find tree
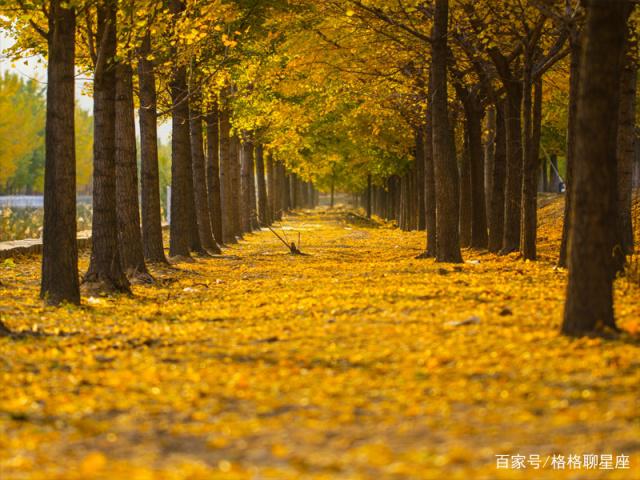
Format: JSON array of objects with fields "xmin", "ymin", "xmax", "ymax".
[
  {"xmin": 85, "ymin": 0, "xmax": 130, "ymax": 292},
  {"xmin": 562, "ymin": 0, "xmax": 633, "ymax": 335},
  {"xmin": 432, "ymin": 0, "xmax": 462, "ymax": 263},
  {"xmin": 40, "ymin": 0, "xmax": 80, "ymax": 305}
]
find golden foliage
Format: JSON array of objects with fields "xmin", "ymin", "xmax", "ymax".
[{"xmin": 0, "ymin": 203, "xmax": 639, "ymax": 478}]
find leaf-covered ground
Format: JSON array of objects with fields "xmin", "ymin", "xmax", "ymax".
[{"xmin": 1, "ymin": 201, "xmax": 639, "ymax": 479}]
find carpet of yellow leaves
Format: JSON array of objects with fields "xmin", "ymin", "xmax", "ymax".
[{"xmin": 1, "ymin": 199, "xmax": 639, "ymax": 479}]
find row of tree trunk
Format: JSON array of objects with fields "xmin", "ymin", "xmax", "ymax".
[{"xmin": 39, "ymin": 0, "xmax": 317, "ymax": 305}]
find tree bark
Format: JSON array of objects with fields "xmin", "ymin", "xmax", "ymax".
[
  {"xmin": 366, "ymin": 174, "xmax": 372, "ymax": 218},
  {"xmin": 267, "ymin": 153, "xmax": 277, "ymax": 220},
  {"xmin": 138, "ymin": 33, "xmax": 167, "ymax": 263},
  {"xmin": 521, "ymin": 70, "xmax": 543, "ymax": 260},
  {"xmin": 464, "ymin": 91, "xmax": 488, "ymax": 249},
  {"xmin": 484, "ymin": 106, "xmax": 496, "ymax": 215},
  {"xmin": 255, "ymin": 144, "xmax": 270, "ymax": 226},
  {"xmin": 240, "ymin": 136, "xmax": 253, "ymax": 233},
  {"xmin": 205, "ymin": 104, "xmax": 224, "ymax": 245},
  {"xmin": 559, "ymin": 30, "xmax": 581, "ymax": 267},
  {"xmin": 218, "ymin": 105, "xmax": 236, "ymax": 243},
  {"xmin": 562, "ymin": 0, "xmax": 631, "ymax": 335},
  {"xmin": 501, "ymin": 81, "xmax": 523, "ymax": 254},
  {"xmin": 432, "ymin": 0, "xmax": 462, "ymax": 262},
  {"xmin": 488, "ymin": 100, "xmax": 507, "ymax": 253},
  {"xmin": 85, "ymin": 1, "xmax": 130, "ymax": 291},
  {"xmin": 168, "ymin": 62, "xmax": 192, "ymax": 258},
  {"xmin": 115, "ymin": 62, "xmax": 149, "ymax": 278},
  {"xmin": 41, "ymin": 0, "xmax": 80, "ymax": 305},
  {"xmin": 230, "ymin": 135, "xmax": 243, "ymax": 239},
  {"xmin": 190, "ymin": 96, "xmax": 219, "ymax": 253},
  {"xmin": 459, "ymin": 125, "xmax": 472, "ymax": 247},
  {"xmin": 616, "ymin": 33, "xmax": 636, "ymax": 257}
]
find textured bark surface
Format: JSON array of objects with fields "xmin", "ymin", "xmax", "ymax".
[
  {"xmin": 168, "ymin": 63, "xmax": 192, "ymax": 258},
  {"xmin": 115, "ymin": 62, "xmax": 148, "ymax": 278},
  {"xmin": 559, "ymin": 33, "xmax": 581, "ymax": 268},
  {"xmin": 520, "ymin": 75, "xmax": 543, "ymax": 260},
  {"xmin": 267, "ymin": 153, "xmax": 277, "ymax": 221},
  {"xmin": 465, "ymin": 93, "xmax": 488, "ymax": 249},
  {"xmin": 255, "ymin": 144, "xmax": 271, "ymax": 226},
  {"xmin": 248, "ymin": 143, "xmax": 258, "ymax": 229},
  {"xmin": 205, "ymin": 107, "xmax": 224, "ymax": 245},
  {"xmin": 563, "ymin": 0, "xmax": 630, "ymax": 335},
  {"xmin": 501, "ymin": 82, "xmax": 523, "ymax": 254},
  {"xmin": 138, "ymin": 34, "xmax": 167, "ymax": 264},
  {"xmin": 415, "ymin": 130, "xmax": 426, "ymax": 230},
  {"xmin": 431, "ymin": 0, "xmax": 462, "ymax": 263},
  {"xmin": 85, "ymin": 2, "xmax": 130, "ymax": 292},
  {"xmin": 484, "ymin": 106, "xmax": 496, "ymax": 216},
  {"xmin": 240, "ymin": 138, "xmax": 252, "ymax": 233},
  {"xmin": 190, "ymin": 100, "xmax": 219, "ymax": 253},
  {"xmin": 616, "ymin": 36, "xmax": 636, "ymax": 257},
  {"xmin": 218, "ymin": 106, "xmax": 236, "ymax": 243},
  {"xmin": 459, "ymin": 127, "xmax": 472, "ymax": 247},
  {"xmin": 230, "ymin": 135, "xmax": 243, "ymax": 239},
  {"xmin": 488, "ymin": 101, "xmax": 506, "ymax": 253},
  {"xmin": 41, "ymin": 0, "xmax": 80, "ymax": 305}
]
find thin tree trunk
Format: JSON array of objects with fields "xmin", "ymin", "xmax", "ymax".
[
  {"xmin": 484, "ymin": 106, "xmax": 496, "ymax": 216},
  {"xmin": 85, "ymin": 1, "xmax": 130, "ymax": 291},
  {"xmin": 501, "ymin": 81, "xmax": 523, "ymax": 254},
  {"xmin": 432, "ymin": 0, "xmax": 462, "ymax": 262},
  {"xmin": 138, "ymin": 33, "xmax": 167, "ymax": 263},
  {"xmin": 205, "ymin": 104, "xmax": 224, "ymax": 245},
  {"xmin": 459, "ymin": 125, "xmax": 472, "ymax": 247},
  {"xmin": 230, "ymin": 135, "xmax": 243, "ymax": 239},
  {"xmin": 488, "ymin": 100, "xmax": 507, "ymax": 253},
  {"xmin": 616, "ymin": 33, "xmax": 636, "ymax": 257},
  {"xmin": 218, "ymin": 105, "xmax": 235, "ymax": 243},
  {"xmin": 248, "ymin": 142, "xmax": 258, "ymax": 228},
  {"xmin": 562, "ymin": 0, "xmax": 631, "ymax": 335},
  {"xmin": 559, "ymin": 31, "xmax": 581, "ymax": 267},
  {"xmin": 366, "ymin": 174, "xmax": 372, "ymax": 218},
  {"xmin": 168, "ymin": 62, "xmax": 192, "ymax": 258},
  {"xmin": 190, "ymin": 96, "xmax": 219, "ymax": 253},
  {"xmin": 465, "ymin": 92, "xmax": 488, "ymax": 249},
  {"xmin": 255, "ymin": 144, "xmax": 270, "ymax": 226},
  {"xmin": 240, "ymin": 136, "xmax": 253, "ymax": 233},
  {"xmin": 521, "ymin": 70, "xmax": 543, "ymax": 260},
  {"xmin": 115, "ymin": 62, "xmax": 149, "ymax": 278},
  {"xmin": 41, "ymin": 0, "xmax": 80, "ymax": 305},
  {"xmin": 425, "ymin": 109, "xmax": 437, "ymax": 256},
  {"xmin": 267, "ymin": 153, "xmax": 277, "ymax": 220}
]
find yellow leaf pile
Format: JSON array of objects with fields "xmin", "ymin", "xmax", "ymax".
[{"xmin": 0, "ymin": 201, "xmax": 639, "ymax": 479}]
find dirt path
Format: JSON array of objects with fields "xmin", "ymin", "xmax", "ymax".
[{"xmin": 1, "ymin": 208, "xmax": 639, "ymax": 479}]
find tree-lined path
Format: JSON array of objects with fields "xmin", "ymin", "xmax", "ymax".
[{"xmin": 1, "ymin": 204, "xmax": 639, "ymax": 479}]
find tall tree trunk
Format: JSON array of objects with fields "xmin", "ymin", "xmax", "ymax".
[
  {"xmin": 137, "ymin": 33, "xmax": 167, "ymax": 263},
  {"xmin": 366, "ymin": 174, "xmax": 372, "ymax": 218},
  {"xmin": 282, "ymin": 165, "xmax": 290, "ymax": 213},
  {"xmin": 205, "ymin": 104, "xmax": 224, "ymax": 245},
  {"xmin": 255, "ymin": 144, "xmax": 270, "ymax": 226},
  {"xmin": 190, "ymin": 96, "xmax": 219, "ymax": 253},
  {"xmin": 267, "ymin": 153, "xmax": 277, "ymax": 220},
  {"xmin": 521, "ymin": 70, "xmax": 543, "ymax": 260},
  {"xmin": 616, "ymin": 33, "xmax": 636, "ymax": 257},
  {"xmin": 562, "ymin": 0, "xmax": 631, "ymax": 335},
  {"xmin": 168, "ymin": 63, "xmax": 192, "ymax": 258},
  {"xmin": 559, "ymin": 31, "xmax": 581, "ymax": 267},
  {"xmin": 218, "ymin": 105, "xmax": 235, "ymax": 243},
  {"xmin": 484, "ymin": 106, "xmax": 496, "ymax": 215},
  {"xmin": 115, "ymin": 62, "xmax": 149, "ymax": 278},
  {"xmin": 465, "ymin": 92, "xmax": 488, "ymax": 249},
  {"xmin": 230, "ymin": 135, "xmax": 243, "ymax": 239},
  {"xmin": 501, "ymin": 82, "xmax": 523, "ymax": 254},
  {"xmin": 459, "ymin": 126, "xmax": 472, "ymax": 247},
  {"xmin": 415, "ymin": 130, "xmax": 426, "ymax": 230},
  {"xmin": 85, "ymin": 1, "xmax": 130, "ymax": 291},
  {"xmin": 488, "ymin": 100, "xmax": 507, "ymax": 253},
  {"xmin": 41, "ymin": 0, "xmax": 80, "ymax": 305},
  {"xmin": 248, "ymin": 142, "xmax": 258, "ymax": 228},
  {"xmin": 240, "ymin": 136, "xmax": 253, "ymax": 233},
  {"xmin": 432, "ymin": 0, "xmax": 462, "ymax": 262},
  {"xmin": 425, "ymin": 108, "xmax": 437, "ymax": 256}
]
